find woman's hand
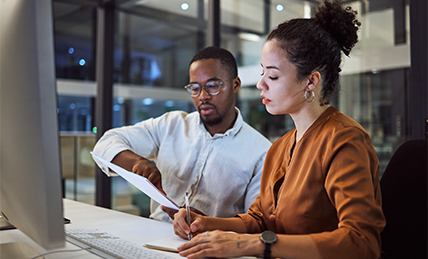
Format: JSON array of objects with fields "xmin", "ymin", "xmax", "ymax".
[
  {"xmin": 177, "ymin": 230, "xmax": 261, "ymax": 259},
  {"xmin": 173, "ymin": 208, "xmax": 206, "ymax": 239}
]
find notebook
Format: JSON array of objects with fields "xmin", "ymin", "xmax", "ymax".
[{"xmin": 144, "ymin": 235, "xmax": 188, "ymax": 253}]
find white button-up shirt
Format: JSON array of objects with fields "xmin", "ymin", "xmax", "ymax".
[{"xmin": 93, "ymin": 108, "xmax": 271, "ymax": 222}]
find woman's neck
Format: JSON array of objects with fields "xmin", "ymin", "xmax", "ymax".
[{"xmin": 292, "ymin": 104, "xmax": 330, "ymax": 142}]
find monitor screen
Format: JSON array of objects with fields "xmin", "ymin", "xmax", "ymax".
[{"xmin": 0, "ymin": 0, "xmax": 65, "ymax": 251}]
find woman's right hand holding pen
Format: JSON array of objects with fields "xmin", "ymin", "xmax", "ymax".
[
  {"xmin": 173, "ymin": 208, "xmax": 207, "ymax": 239},
  {"xmin": 174, "ymin": 210, "xmax": 262, "ymax": 259}
]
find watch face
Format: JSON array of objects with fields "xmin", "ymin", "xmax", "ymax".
[{"xmin": 261, "ymin": 231, "xmax": 277, "ymax": 244}]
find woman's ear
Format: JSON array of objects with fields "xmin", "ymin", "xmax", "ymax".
[{"xmin": 306, "ymin": 71, "xmax": 321, "ymax": 91}]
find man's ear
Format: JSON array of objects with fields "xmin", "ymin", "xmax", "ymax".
[
  {"xmin": 233, "ymin": 76, "xmax": 241, "ymax": 93},
  {"xmin": 306, "ymin": 71, "xmax": 321, "ymax": 91}
]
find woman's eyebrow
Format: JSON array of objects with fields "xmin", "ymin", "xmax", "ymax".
[
  {"xmin": 265, "ymin": 66, "xmax": 279, "ymax": 70},
  {"xmin": 260, "ymin": 63, "xmax": 279, "ymax": 70}
]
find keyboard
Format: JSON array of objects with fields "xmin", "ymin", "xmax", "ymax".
[{"xmin": 66, "ymin": 228, "xmax": 174, "ymax": 259}]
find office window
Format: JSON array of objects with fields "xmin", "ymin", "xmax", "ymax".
[
  {"xmin": 53, "ymin": 2, "xmax": 97, "ymax": 204},
  {"xmin": 116, "ymin": 1, "xmax": 205, "ymax": 88},
  {"xmin": 54, "ymin": 2, "xmax": 96, "ymax": 81},
  {"xmin": 338, "ymin": 0, "xmax": 411, "ymax": 175}
]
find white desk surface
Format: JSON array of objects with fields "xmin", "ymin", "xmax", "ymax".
[{"xmin": 0, "ymin": 199, "xmax": 182, "ymax": 258}]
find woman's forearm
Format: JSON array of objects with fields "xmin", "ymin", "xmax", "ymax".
[{"xmin": 205, "ymin": 217, "xmax": 247, "ymax": 233}]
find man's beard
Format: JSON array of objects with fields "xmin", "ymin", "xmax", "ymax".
[
  {"xmin": 198, "ymin": 104, "xmax": 223, "ymax": 126},
  {"xmin": 200, "ymin": 114, "xmax": 223, "ymax": 126}
]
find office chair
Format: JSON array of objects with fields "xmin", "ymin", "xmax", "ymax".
[{"xmin": 380, "ymin": 139, "xmax": 427, "ymax": 259}]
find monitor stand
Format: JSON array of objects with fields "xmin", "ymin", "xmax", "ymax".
[
  {"xmin": 0, "ymin": 216, "xmax": 71, "ymax": 258},
  {"xmin": 0, "ymin": 216, "xmax": 41, "ymax": 258},
  {"xmin": 0, "ymin": 242, "xmax": 41, "ymax": 259}
]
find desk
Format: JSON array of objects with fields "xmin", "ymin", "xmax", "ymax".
[{"xmin": 0, "ymin": 199, "xmax": 181, "ymax": 258}]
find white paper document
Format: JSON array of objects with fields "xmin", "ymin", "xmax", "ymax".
[{"xmin": 90, "ymin": 152, "xmax": 180, "ymax": 210}]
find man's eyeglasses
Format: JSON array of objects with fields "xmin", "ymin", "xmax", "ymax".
[{"xmin": 184, "ymin": 81, "xmax": 224, "ymax": 97}]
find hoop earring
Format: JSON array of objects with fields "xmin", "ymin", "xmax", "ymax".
[{"xmin": 304, "ymin": 89, "xmax": 315, "ymax": 103}]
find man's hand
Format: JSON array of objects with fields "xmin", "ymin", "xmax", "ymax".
[
  {"xmin": 161, "ymin": 206, "xmax": 179, "ymax": 219},
  {"xmin": 131, "ymin": 158, "xmax": 165, "ymax": 194},
  {"xmin": 111, "ymin": 150, "xmax": 165, "ymax": 194}
]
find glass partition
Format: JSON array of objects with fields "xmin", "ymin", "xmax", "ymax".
[{"xmin": 54, "ymin": 2, "xmax": 96, "ymax": 81}]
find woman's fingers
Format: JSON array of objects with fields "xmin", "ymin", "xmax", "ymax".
[{"xmin": 173, "ymin": 208, "xmax": 191, "ymax": 239}]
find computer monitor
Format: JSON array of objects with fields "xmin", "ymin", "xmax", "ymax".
[{"xmin": 0, "ymin": 0, "xmax": 65, "ymax": 251}]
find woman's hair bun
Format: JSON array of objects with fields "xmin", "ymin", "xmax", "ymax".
[{"xmin": 314, "ymin": 0, "xmax": 361, "ymax": 56}]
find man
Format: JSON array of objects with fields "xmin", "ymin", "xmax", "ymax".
[{"xmin": 93, "ymin": 46, "xmax": 271, "ymax": 223}]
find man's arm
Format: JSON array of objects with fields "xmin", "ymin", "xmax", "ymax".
[
  {"xmin": 243, "ymin": 155, "xmax": 265, "ymax": 211},
  {"xmin": 92, "ymin": 115, "xmax": 166, "ymax": 191}
]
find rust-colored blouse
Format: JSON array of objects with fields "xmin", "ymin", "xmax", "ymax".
[{"xmin": 237, "ymin": 107, "xmax": 385, "ymax": 259}]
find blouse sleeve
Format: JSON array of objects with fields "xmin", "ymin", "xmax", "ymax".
[
  {"xmin": 235, "ymin": 195, "xmax": 266, "ymax": 233},
  {"xmin": 310, "ymin": 126, "xmax": 385, "ymax": 259}
]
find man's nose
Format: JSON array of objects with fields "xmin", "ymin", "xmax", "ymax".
[{"xmin": 199, "ymin": 86, "xmax": 211, "ymax": 100}]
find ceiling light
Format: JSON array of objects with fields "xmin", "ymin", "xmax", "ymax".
[
  {"xmin": 304, "ymin": 2, "xmax": 311, "ymax": 18},
  {"xmin": 181, "ymin": 3, "xmax": 189, "ymax": 10},
  {"xmin": 142, "ymin": 98, "xmax": 154, "ymax": 105},
  {"xmin": 238, "ymin": 32, "xmax": 261, "ymax": 42}
]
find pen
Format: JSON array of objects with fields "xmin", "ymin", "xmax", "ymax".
[{"xmin": 185, "ymin": 192, "xmax": 191, "ymax": 240}]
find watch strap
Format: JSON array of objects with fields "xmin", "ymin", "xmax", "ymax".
[{"xmin": 263, "ymin": 242, "xmax": 272, "ymax": 259}]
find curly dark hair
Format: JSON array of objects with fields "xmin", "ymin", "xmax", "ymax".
[
  {"xmin": 189, "ymin": 46, "xmax": 238, "ymax": 80},
  {"xmin": 267, "ymin": 0, "xmax": 361, "ymax": 105}
]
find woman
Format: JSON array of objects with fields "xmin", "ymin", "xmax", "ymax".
[{"xmin": 173, "ymin": 1, "xmax": 385, "ymax": 258}]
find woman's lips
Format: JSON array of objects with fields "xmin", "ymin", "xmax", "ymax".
[{"xmin": 261, "ymin": 94, "xmax": 271, "ymax": 105}]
